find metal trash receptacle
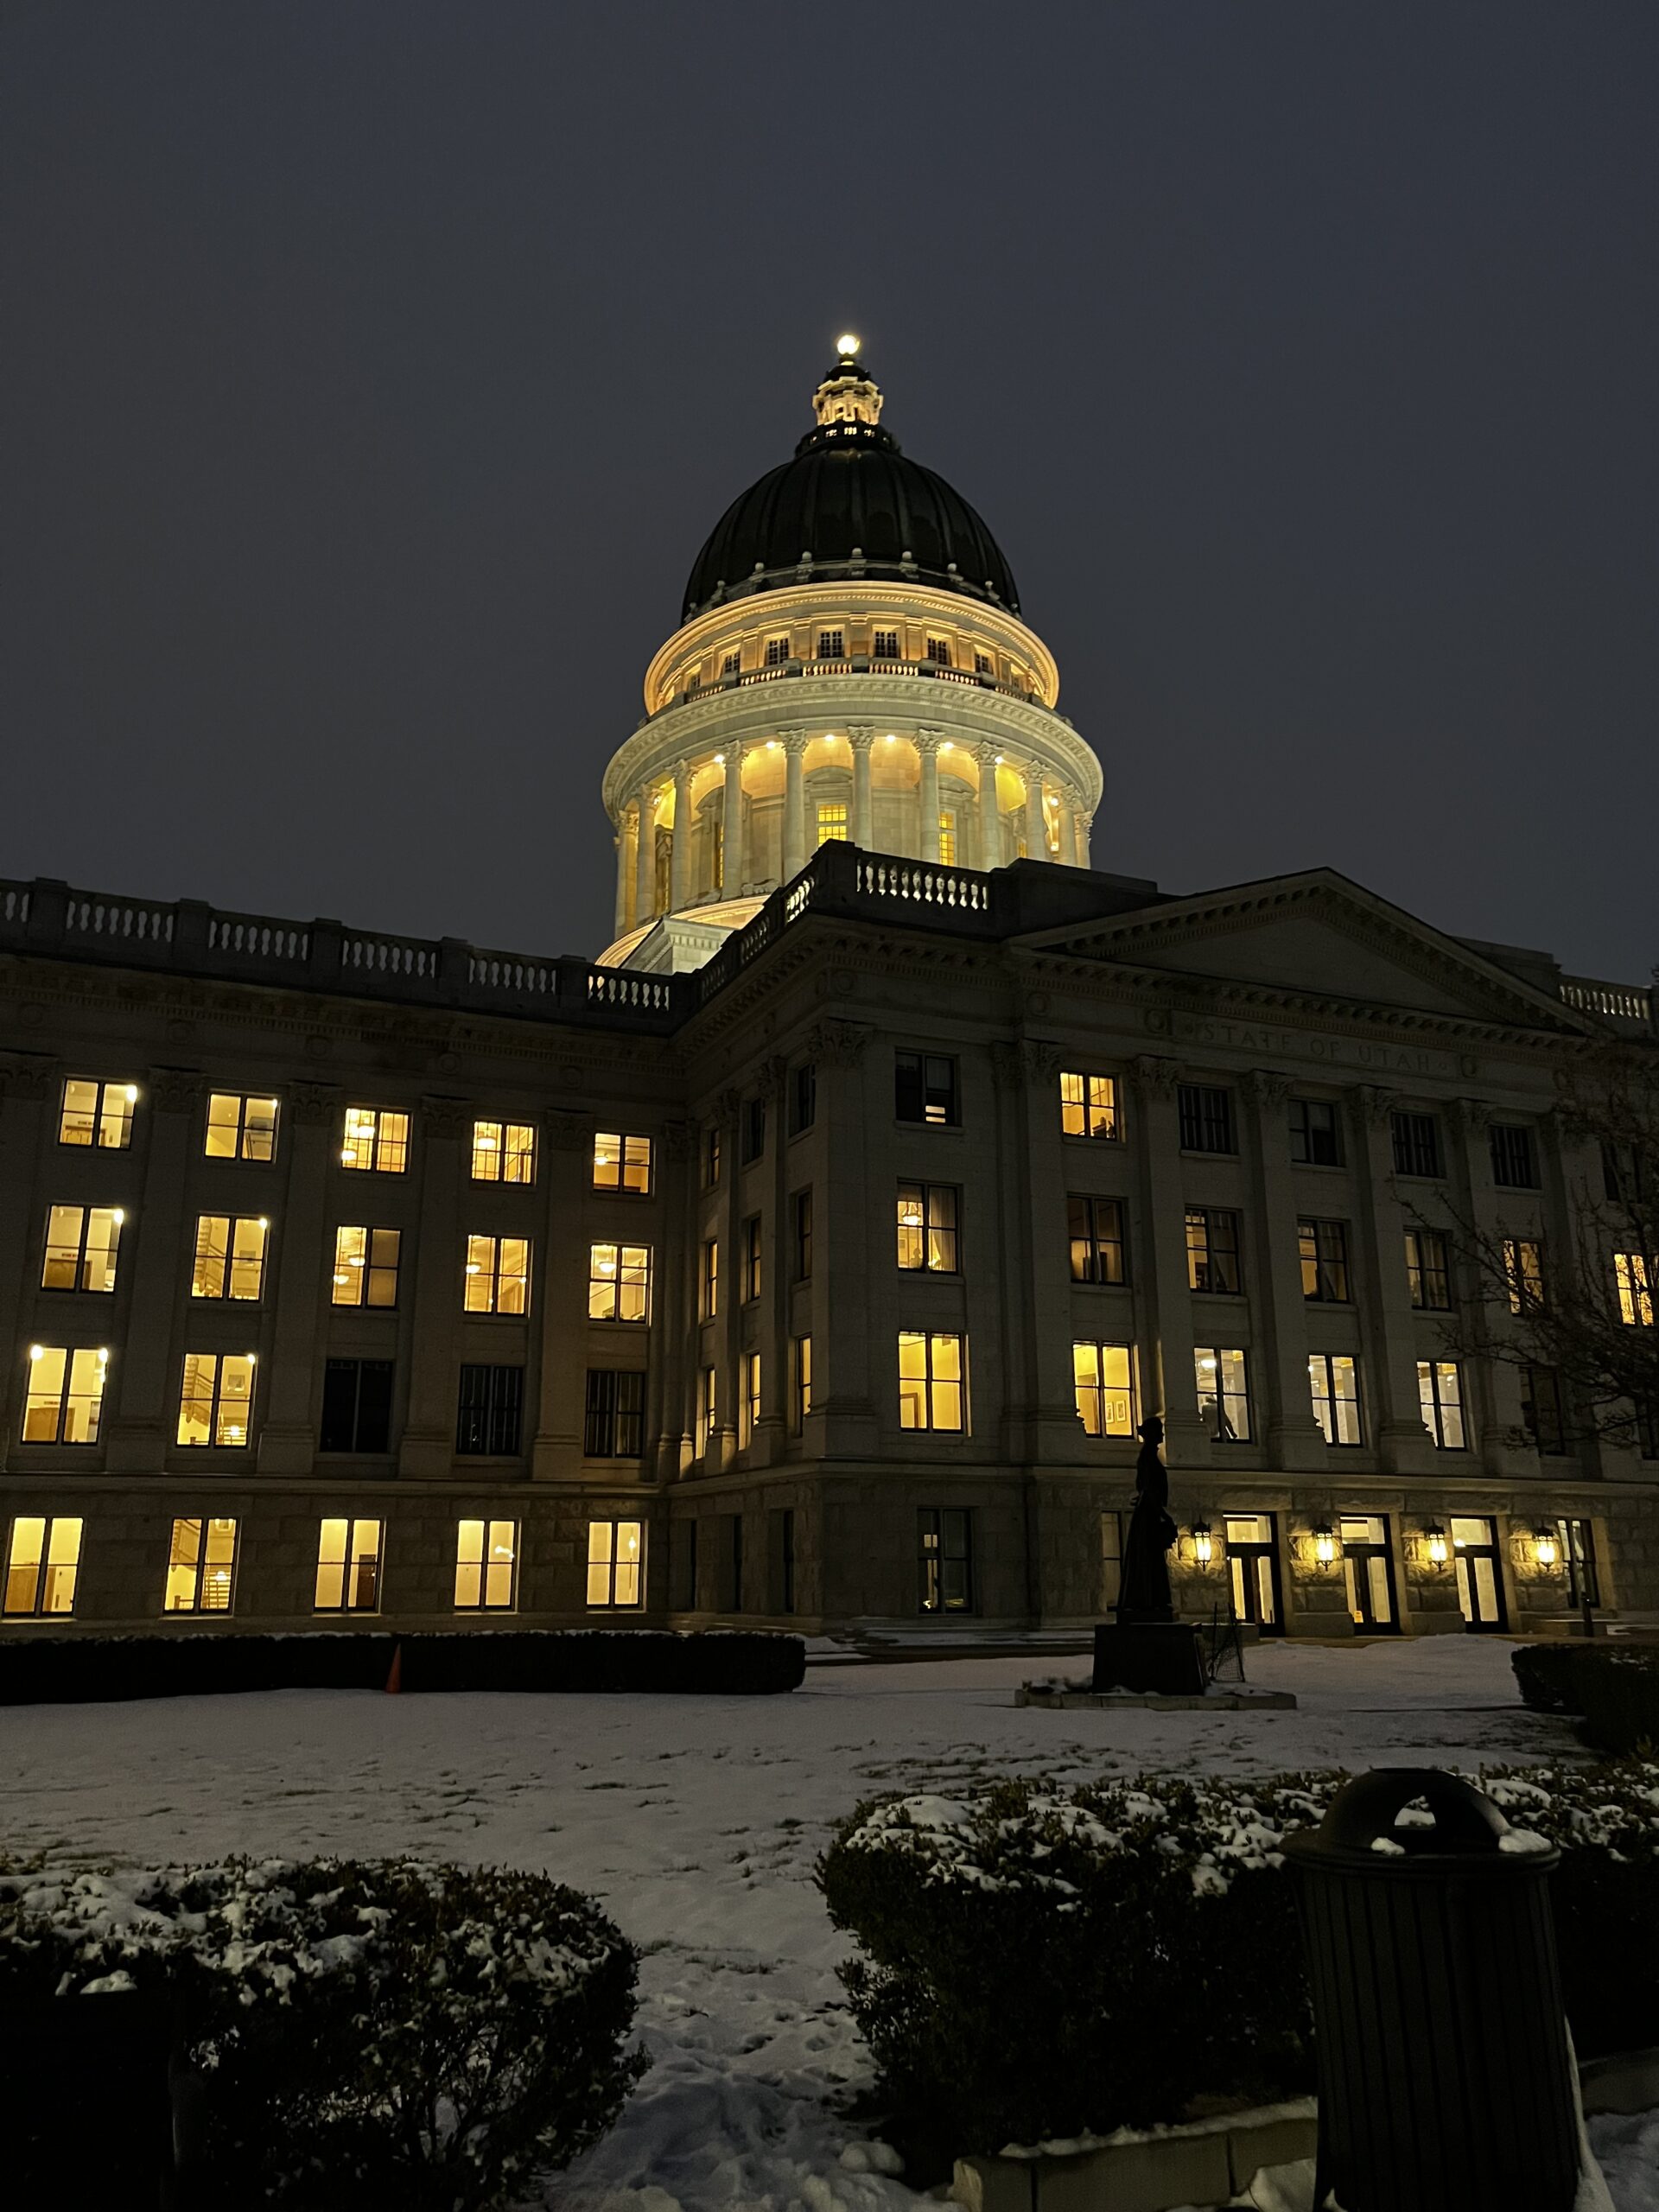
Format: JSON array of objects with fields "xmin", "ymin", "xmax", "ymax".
[{"xmin": 1283, "ymin": 1767, "xmax": 1580, "ymax": 2212}]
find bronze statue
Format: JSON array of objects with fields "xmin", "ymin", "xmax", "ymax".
[{"xmin": 1116, "ymin": 1414, "xmax": 1178, "ymax": 1623}]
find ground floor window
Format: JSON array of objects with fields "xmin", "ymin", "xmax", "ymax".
[
  {"xmin": 454, "ymin": 1518, "xmax": 518, "ymax": 1611},
  {"xmin": 163, "ymin": 1516, "xmax": 238, "ymax": 1614},
  {"xmin": 1340, "ymin": 1515, "xmax": 1397, "ymax": 1630},
  {"xmin": 770, "ymin": 1507, "xmax": 796, "ymax": 1614},
  {"xmin": 1308, "ymin": 1353, "xmax": 1362, "ymax": 1446},
  {"xmin": 1451, "ymin": 1516, "xmax": 1508, "ymax": 1630},
  {"xmin": 671, "ymin": 1519, "xmax": 698, "ymax": 1611},
  {"xmin": 1073, "ymin": 1343, "xmax": 1136, "ymax": 1436},
  {"xmin": 918, "ymin": 1508, "xmax": 973, "ymax": 1613},
  {"xmin": 1195, "ymin": 1348, "xmax": 1251, "ymax": 1440},
  {"xmin": 315, "ymin": 1517, "xmax": 382, "ymax": 1612},
  {"xmin": 1224, "ymin": 1513, "xmax": 1282, "ymax": 1632},
  {"xmin": 1555, "ymin": 1517, "xmax": 1600, "ymax": 1609},
  {"xmin": 721, "ymin": 1513, "xmax": 743, "ymax": 1610},
  {"xmin": 586, "ymin": 1519, "xmax": 643, "ymax": 1607},
  {"xmin": 3, "ymin": 1516, "xmax": 82, "ymax": 1617}
]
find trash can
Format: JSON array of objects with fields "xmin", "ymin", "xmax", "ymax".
[
  {"xmin": 0, "ymin": 1986, "xmax": 191, "ymax": 2205},
  {"xmin": 1283, "ymin": 1767, "xmax": 1580, "ymax": 2212}
]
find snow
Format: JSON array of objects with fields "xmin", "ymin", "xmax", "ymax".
[{"xmin": 0, "ymin": 1634, "xmax": 1649, "ymax": 2211}]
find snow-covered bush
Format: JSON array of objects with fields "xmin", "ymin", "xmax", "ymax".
[
  {"xmin": 0, "ymin": 1855, "xmax": 646, "ymax": 2209},
  {"xmin": 818, "ymin": 1761, "xmax": 1659, "ymax": 2154}
]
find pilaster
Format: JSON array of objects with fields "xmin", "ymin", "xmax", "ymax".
[
  {"xmin": 0, "ymin": 1063, "xmax": 54, "ymax": 1459},
  {"xmin": 974, "ymin": 744, "xmax": 1000, "ymax": 869},
  {"xmin": 992, "ymin": 1038, "xmax": 1077, "ymax": 1459},
  {"xmin": 1129, "ymin": 1056, "xmax": 1205, "ymax": 1463},
  {"xmin": 1450, "ymin": 1096, "xmax": 1534, "ymax": 1477},
  {"xmin": 256, "ymin": 1080, "xmax": 341, "ymax": 1474},
  {"xmin": 1351, "ymin": 1085, "xmax": 1438, "ymax": 1475},
  {"xmin": 722, "ymin": 747, "xmax": 745, "ymax": 894},
  {"xmin": 104, "ymin": 1069, "xmax": 201, "ymax": 1473},
  {"xmin": 670, "ymin": 761, "xmax": 693, "ymax": 912},
  {"xmin": 918, "ymin": 731, "xmax": 941, "ymax": 861},
  {"xmin": 634, "ymin": 784, "xmax": 656, "ymax": 925},
  {"xmin": 781, "ymin": 729, "xmax": 807, "ymax": 880},
  {"xmin": 531, "ymin": 1109, "xmax": 590, "ymax": 1481},
  {"xmin": 397, "ymin": 1096, "xmax": 467, "ymax": 1479},
  {"xmin": 1246, "ymin": 1069, "xmax": 1328, "ymax": 1471},
  {"xmin": 849, "ymin": 726, "xmax": 874, "ymax": 849},
  {"xmin": 807, "ymin": 1020, "xmax": 878, "ymax": 1457}
]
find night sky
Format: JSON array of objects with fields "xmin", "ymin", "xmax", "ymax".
[{"xmin": 3, "ymin": 3, "xmax": 1655, "ymax": 983}]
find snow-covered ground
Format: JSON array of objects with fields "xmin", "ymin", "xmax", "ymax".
[{"xmin": 3, "ymin": 1635, "xmax": 1653, "ymax": 2210}]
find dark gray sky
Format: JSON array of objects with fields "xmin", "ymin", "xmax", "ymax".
[{"xmin": 3, "ymin": 3, "xmax": 1655, "ymax": 982}]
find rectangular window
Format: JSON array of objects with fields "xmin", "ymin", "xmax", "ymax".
[
  {"xmin": 1615, "ymin": 1252, "xmax": 1654, "ymax": 1326},
  {"xmin": 895, "ymin": 1050, "xmax": 958, "ymax": 1126},
  {"xmin": 470, "ymin": 1119, "xmax": 537, "ymax": 1183},
  {"xmin": 1185, "ymin": 1208, "xmax": 1242, "ymax": 1295},
  {"xmin": 918, "ymin": 1508, "xmax": 972, "ymax": 1611},
  {"xmin": 816, "ymin": 629, "xmax": 844, "ymax": 660},
  {"xmin": 771, "ymin": 1507, "xmax": 796, "ymax": 1614},
  {"xmin": 41, "ymin": 1205, "xmax": 123, "ymax": 1294},
  {"xmin": 898, "ymin": 1332, "xmax": 965, "ymax": 1433},
  {"xmin": 1556, "ymin": 1517, "xmax": 1600, "ymax": 1608},
  {"xmin": 455, "ymin": 1364, "xmax": 524, "ymax": 1456},
  {"xmin": 704, "ymin": 1124, "xmax": 722, "ymax": 1188},
  {"xmin": 332, "ymin": 1225, "xmax": 401, "ymax": 1307},
  {"xmin": 589, "ymin": 1242, "xmax": 650, "ymax": 1323},
  {"xmin": 791, "ymin": 1063, "xmax": 817, "ymax": 1134},
  {"xmin": 699, "ymin": 1238, "xmax": 719, "ymax": 1321},
  {"xmin": 973, "ymin": 651, "xmax": 993, "ymax": 675},
  {"xmin": 1603, "ymin": 1143, "xmax": 1647, "ymax": 1206},
  {"xmin": 742, "ymin": 1215, "xmax": 762, "ymax": 1303},
  {"xmin": 163, "ymin": 1516, "xmax": 238, "ymax": 1614},
  {"xmin": 464, "ymin": 1233, "xmax": 531, "ymax": 1315},
  {"xmin": 205, "ymin": 1091, "xmax": 279, "ymax": 1161},
  {"xmin": 721, "ymin": 650, "xmax": 741, "ymax": 677},
  {"xmin": 1404, "ymin": 1228, "xmax": 1452, "ymax": 1310},
  {"xmin": 341, "ymin": 1106, "xmax": 409, "ymax": 1173},
  {"xmin": 897, "ymin": 1181, "xmax": 960, "ymax": 1273},
  {"xmin": 190, "ymin": 1213, "xmax": 270, "ymax": 1301},
  {"xmin": 1308, "ymin": 1353, "xmax": 1363, "ymax": 1445},
  {"xmin": 722, "ymin": 1512, "xmax": 744, "ymax": 1611},
  {"xmin": 741, "ymin": 1098, "xmax": 766, "ymax": 1162},
  {"xmin": 3, "ymin": 1516, "xmax": 82, "ymax": 1617},
  {"xmin": 454, "ymin": 1518, "xmax": 518, "ymax": 1610},
  {"xmin": 697, "ymin": 1366, "xmax": 717, "ymax": 1455},
  {"xmin": 937, "ymin": 810, "xmax": 957, "ymax": 864},
  {"xmin": 319, "ymin": 1357, "xmax": 393, "ymax": 1453},
  {"xmin": 1178, "ymin": 1084, "xmax": 1236, "ymax": 1154},
  {"xmin": 1225, "ymin": 1513, "xmax": 1281, "ymax": 1631},
  {"xmin": 792, "ymin": 1189, "xmax": 813, "ymax": 1281},
  {"xmin": 1391, "ymin": 1110, "xmax": 1443, "ymax": 1178},
  {"xmin": 1503, "ymin": 1237, "xmax": 1545, "ymax": 1313},
  {"xmin": 872, "ymin": 628, "xmax": 899, "ymax": 658},
  {"xmin": 925, "ymin": 635, "xmax": 951, "ymax": 666},
  {"xmin": 587, "ymin": 1519, "xmax": 643, "ymax": 1607},
  {"xmin": 584, "ymin": 1369, "xmax": 645, "ymax": 1458},
  {"xmin": 59, "ymin": 1077, "xmax": 137, "ymax": 1149},
  {"xmin": 1195, "ymin": 1348, "xmax": 1251, "ymax": 1441},
  {"xmin": 176, "ymin": 1352, "xmax": 256, "ymax": 1447},
  {"xmin": 1299, "ymin": 1218, "xmax": 1351, "ymax": 1302},
  {"xmin": 594, "ymin": 1131, "xmax": 652, "ymax": 1194},
  {"xmin": 1068, "ymin": 1194, "xmax": 1126, "ymax": 1286},
  {"xmin": 315, "ymin": 1517, "xmax": 382, "ymax": 1612},
  {"xmin": 1521, "ymin": 1364, "xmax": 1567, "ymax": 1455},
  {"xmin": 764, "ymin": 634, "xmax": 791, "ymax": 667},
  {"xmin": 22, "ymin": 1346, "xmax": 108, "ymax": 1444},
  {"xmin": 740, "ymin": 1351, "xmax": 761, "ymax": 1447},
  {"xmin": 791, "ymin": 1335, "xmax": 812, "ymax": 1432},
  {"xmin": 1072, "ymin": 1342, "xmax": 1136, "ymax": 1437},
  {"xmin": 1289, "ymin": 1098, "xmax": 1343, "ymax": 1166},
  {"xmin": 1059, "ymin": 1070, "xmax": 1119, "ymax": 1140},
  {"xmin": 1418, "ymin": 1359, "xmax": 1467, "ymax": 1449},
  {"xmin": 814, "ymin": 801, "xmax": 848, "ymax": 847},
  {"xmin": 1490, "ymin": 1123, "xmax": 1539, "ymax": 1189}
]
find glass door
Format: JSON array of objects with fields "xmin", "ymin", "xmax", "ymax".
[
  {"xmin": 1452, "ymin": 1516, "xmax": 1508, "ymax": 1630},
  {"xmin": 1224, "ymin": 1513, "xmax": 1283, "ymax": 1634},
  {"xmin": 1340, "ymin": 1515, "xmax": 1398, "ymax": 1631}
]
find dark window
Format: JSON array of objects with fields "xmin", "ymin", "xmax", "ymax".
[
  {"xmin": 742, "ymin": 1214, "xmax": 762, "ymax": 1303},
  {"xmin": 1405, "ymin": 1229, "xmax": 1452, "ymax": 1309},
  {"xmin": 721, "ymin": 1513, "xmax": 744, "ymax": 1611},
  {"xmin": 721, "ymin": 651, "xmax": 741, "ymax": 677},
  {"xmin": 455, "ymin": 1363, "xmax": 524, "ymax": 1457},
  {"xmin": 973, "ymin": 651, "xmax": 993, "ymax": 674},
  {"xmin": 1603, "ymin": 1142, "xmax": 1648, "ymax": 1205},
  {"xmin": 742, "ymin": 1098, "xmax": 766, "ymax": 1163},
  {"xmin": 918, "ymin": 1508, "xmax": 973, "ymax": 1612},
  {"xmin": 671, "ymin": 1519, "xmax": 698, "ymax": 1610},
  {"xmin": 319, "ymin": 1359, "xmax": 393, "ymax": 1454},
  {"xmin": 897, "ymin": 1182, "xmax": 960, "ymax": 1272},
  {"xmin": 792, "ymin": 1189, "xmax": 813, "ymax": 1281},
  {"xmin": 1298, "ymin": 1218, "xmax": 1351, "ymax": 1302},
  {"xmin": 1289, "ymin": 1098, "xmax": 1343, "ymax": 1166},
  {"xmin": 1185, "ymin": 1209, "xmax": 1241, "ymax": 1294},
  {"xmin": 817, "ymin": 629, "xmax": 844, "ymax": 660},
  {"xmin": 1196, "ymin": 1348, "xmax": 1252, "ymax": 1440},
  {"xmin": 872, "ymin": 628, "xmax": 899, "ymax": 658},
  {"xmin": 1521, "ymin": 1365, "xmax": 1567, "ymax": 1456},
  {"xmin": 791, "ymin": 1063, "xmax": 817, "ymax": 1134},
  {"xmin": 769, "ymin": 1507, "xmax": 796, "ymax": 1614},
  {"xmin": 1556, "ymin": 1517, "xmax": 1600, "ymax": 1607},
  {"xmin": 1490, "ymin": 1123, "xmax": 1539, "ymax": 1189},
  {"xmin": 704, "ymin": 1124, "xmax": 721, "ymax": 1188},
  {"xmin": 764, "ymin": 635, "xmax": 791, "ymax": 667},
  {"xmin": 924, "ymin": 636, "xmax": 951, "ymax": 666},
  {"xmin": 1639, "ymin": 1402, "xmax": 1659, "ymax": 1460},
  {"xmin": 895, "ymin": 1051, "xmax": 958, "ymax": 1127},
  {"xmin": 1391, "ymin": 1111, "xmax": 1443, "ymax": 1178},
  {"xmin": 1178, "ymin": 1084, "xmax": 1236, "ymax": 1154},
  {"xmin": 1068, "ymin": 1195, "xmax": 1127, "ymax": 1285},
  {"xmin": 584, "ymin": 1370, "xmax": 645, "ymax": 1459}
]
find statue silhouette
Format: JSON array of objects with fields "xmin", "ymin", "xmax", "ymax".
[{"xmin": 1116, "ymin": 1414, "xmax": 1178, "ymax": 1623}]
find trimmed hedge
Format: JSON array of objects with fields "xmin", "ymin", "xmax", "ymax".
[
  {"xmin": 818, "ymin": 1760, "xmax": 1659, "ymax": 2155},
  {"xmin": 1513, "ymin": 1643, "xmax": 1659, "ymax": 1751},
  {"xmin": 0, "ymin": 1627, "xmax": 805, "ymax": 1705},
  {"xmin": 0, "ymin": 1854, "xmax": 646, "ymax": 2209}
]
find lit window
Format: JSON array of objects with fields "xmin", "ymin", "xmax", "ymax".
[
  {"xmin": 1490, "ymin": 1124, "xmax": 1539, "ymax": 1189},
  {"xmin": 895, "ymin": 1051, "xmax": 957, "ymax": 1126},
  {"xmin": 938, "ymin": 810, "xmax": 957, "ymax": 865},
  {"xmin": 700, "ymin": 1238, "xmax": 719, "ymax": 1320},
  {"xmin": 341, "ymin": 1107, "xmax": 409, "ymax": 1173},
  {"xmin": 740, "ymin": 1351, "xmax": 761, "ymax": 1447},
  {"xmin": 697, "ymin": 1366, "xmax": 716, "ymax": 1454},
  {"xmin": 190, "ymin": 1214, "xmax": 269, "ymax": 1300},
  {"xmin": 1404, "ymin": 1229, "xmax": 1451, "ymax": 1310},
  {"xmin": 163, "ymin": 1516, "xmax": 238, "ymax": 1614},
  {"xmin": 3, "ymin": 1516, "xmax": 82, "ymax": 1616},
  {"xmin": 898, "ymin": 1332, "xmax": 965, "ymax": 1433},
  {"xmin": 897, "ymin": 1182, "xmax": 959, "ymax": 1273},
  {"xmin": 817, "ymin": 629, "xmax": 844, "ymax": 660},
  {"xmin": 764, "ymin": 634, "xmax": 791, "ymax": 667},
  {"xmin": 471, "ymin": 1119, "xmax": 537, "ymax": 1183},
  {"xmin": 1391, "ymin": 1111, "xmax": 1442, "ymax": 1178},
  {"xmin": 1289, "ymin": 1098, "xmax": 1343, "ymax": 1166},
  {"xmin": 1298, "ymin": 1219, "xmax": 1351, "ymax": 1302},
  {"xmin": 1342, "ymin": 1516, "xmax": 1396, "ymax": 1629},
  {"xmin": 594, "ymin": 1131, "xmax": 652, "ymax": 1194},
  {"xmin": 1068, "ymin": 1195, "xmax": 1125, "ymax": 1285},
  {"xmin": 872, "ymin": 628, "xmax": 899, "ymax": 658},
  {"xmin": 464, "ymin": 1233, "xmax": 531, "ymax": 1315},
  {"xmin": 1615, "ymin": 1252, "xmax": 1654, "ymax": 1326},
  {"xmin": 918, "ymin": 1508, "xmax": 972, "ymax": 1611},
  {"xmin": 791, "ymin": 1336, "xmax": 812, "ymax": 1432},
  {"xmin": 205, "ymin": 1092, "xmax": 278, "ymax": 1162},
  {"xmin": 454, "ymin": 1518, "xmax": 518, "ymax": 1610},
  {"xmin": 315, "ymin": 1517, "xmax": 382, "ymax": 1611},
  {"xmin": 1503, "ymin": 1238, "xmax": 1545, "ymax": 1313},
  {"xmin": 456, "ymin": 1364, "xmax": 523, "ymax": 1455},
  {"xmin": 1195, "ymin": 1348, "xmax": 1251, "ymax": 1441},
  {"xmin": 1073, "ymin": 1343, "xmax": 1135, "ymax": 1436},
  {"xmin": 587, "ymin": 1519, "xmax": 643, "ymax": 1607},
  {"xmin": 816, "ymin": 802, "xmax": 849, "ymax": 846},
  {"xmin": 1418, "ymin": 1360, "xmax": 1467, "ymax": 1449},
  {"xmin": 925, "ymin": 636, "xmax": 951, "ymax": 666},
  {"xmin": 332, "ymin": 1225, "xmax": 400, "ymax": 1307},
  {"xmin": 1178, "ymin": 1084, "xmax": 1236, "ymax": 1154},
  {"xmin": 176, "ymin": 1353, "xmax": 256, "ymax": 1446},
  {"xmin": 41, "ymin": 1205, "xmax": 123, "ymax": 1294},
  {"xmin": 59, "ymin": 1077, "xmax": 137, "ymax": 1149},
  {"xmin": 590, "ymin": 1242, "xmax": 650, "ymax": 1322},
  {"xmin": 584, "ymin": 1370, "xmax": 645, "ymax": 1458},
  {"xmin": 22, "ymin": 1346, "xmax": 108, "ymax": 1444},
  {"xmin": 320, "ymin": 1358, "xmax": 393, "ymax": 1452},
  {"xmin": 1186, "ymin": 1209, "xmax": 1241, "ymax": 1294},
  {"xmin": 1308, "ymin": 1354, "xmax": 1362, "ymax": 1445},
  {"xmin": 1059, "ymin": 1071, "xmax": 1118, "ymax": 1140}
]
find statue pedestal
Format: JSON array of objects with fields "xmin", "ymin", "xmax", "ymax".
[{"xmin": 1092, "ymin": 1621, "xmax": 1206, "ymax": 1697}]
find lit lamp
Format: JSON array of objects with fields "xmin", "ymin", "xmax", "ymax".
[
  {"xmin": 1312, "ymin": 1521, "xmax": 1338, "ymax": 1566},
  {"xmin": 1191, "ymin": 1520, "xmax": 1214, "ymax": 1567},
  {"xmin": 1533, "ymin": 1526, "xmax": 1560, "ymax": 1569},
  {"xmin": 1425, "ymin": 1523, "xmax": 1449, "ymax": 1566}
]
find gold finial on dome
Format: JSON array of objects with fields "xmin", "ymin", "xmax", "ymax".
[{"xmin": 813, "ymin": 336, "xmax": 882, "ymax": 429}]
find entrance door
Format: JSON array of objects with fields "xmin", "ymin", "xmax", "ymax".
[
  {"xmin": 1224, "ymin": 1514, "xmax": 1283, "ymax": 1634},
  {"xmin": 1452, "ymin": 1516, "xmax": 1508, "ymax": 1630},
  {"xmin": 1340, "ymin": 1515, "xmax": 1398, "ymax": 1631}
]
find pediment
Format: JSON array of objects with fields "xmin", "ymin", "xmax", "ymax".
[{"xmin": 1013, "ymin": 871, "xmax": 1590, "ymax": 1034}]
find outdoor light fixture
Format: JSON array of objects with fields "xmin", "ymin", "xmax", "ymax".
[
  {"xmin": 1425, "ymin": 1523, "xmax": 1449, "ymax": 1565},
  {"xmin": 1312, "ymin": 1522, "xmax": 1337, "ymax": 1565},
  {"xmin": 1533, "ymin": 1527, "xmax": 1560, "ymax": 1569},
  {"xmin": 1191, "ymin": 1520, "xmax": 1214, "ymax": 1567}
]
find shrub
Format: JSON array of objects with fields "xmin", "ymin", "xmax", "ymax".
[
  {"xmin": 0, "ymin": 1854, "xmax": 646, "ymax": 2209},
  {"xmin": 1512, "ymin": 1643, "xmax": 1587, "ymax": 1714},
  {"xmin": 819, "ymin": 1760, "xmax": 1659, "ymax": 2153},
  {"xmin": 1511, "ymin": 1643, "xmax": 1659, "ymax": 1752}
]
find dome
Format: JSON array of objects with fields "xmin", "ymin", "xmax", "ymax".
[{"xmin": 681, "ymin": 347, "xmax": 1020, "ymax": 621}]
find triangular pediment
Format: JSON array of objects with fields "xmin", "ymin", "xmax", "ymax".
[{"xmin": 1012, "ymin": 869, "xmax": 1591, "ymax": 1034}]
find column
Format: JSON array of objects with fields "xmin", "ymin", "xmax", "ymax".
[
  {"xmin": 104, "ymin": 1070, "xmax": 202, "ymax": 1473},
  {"xmin": 1058, "ymin": 793, "xmax": 1079, "ymax": 867},
  {"xmin": 1246, "ymin": 1070, "xmax": 1329, "ymax": 1469},
  {"xmin": 976, "ymin": 744, "xmax": 1001, "ymax": 868},
  {"xmin": 917, "ymin": 732, "xmax": 941, "ymax": 861},
  {"xmin": 782, "ymin": 730, "xmax": 807, "ymax": 880},
  {"xmin": 255, "ymin": 1082, "xmax": 342, "ymax": 1473},
  {"xmin": 612, "ymin": 824, "xmax": 629, "ymax": 938},
  {"xmin": 1077, "ymin": 810, "xmax": 1093, "ymax": 868},
  {"xmin": 531, "ymin": 1111, "xmax": 590, "ymax": 1481},
  {"xmin": 849, "ymin": 726, "xmax": 874, "ymax": 849},
  {"xmin": 1351, "ymin": 1085, "xmax": 1439, "ymax": 1475},
  {"xmin": 397, "ymin": 1097, "xmax": 467, "ymax": 1478},
  {"xmin": 649, "ymin": 1119, "xmax": 695, "ymax": 1482},
  {"xmin": 1130, "ymin": 1056, "xmax": 1205, "ymax": 1463},
  {"xmin": 669, "ymin": 761, "xmax": 693, "ymax": 912},
  {"xmin": 755, "ymin": 1057, "xmax": 791, "ymax": 1466},
  {"xmin": 714, "ymin": 1088, "xmax": 742, "ymax": 1472},
  {"xmin": 634, "ymin": 785, "xmax": 656, "ymax": 924},
  {"xmin": 722, "ymin": 747, "xmax": 745, "ymax": 894}
]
